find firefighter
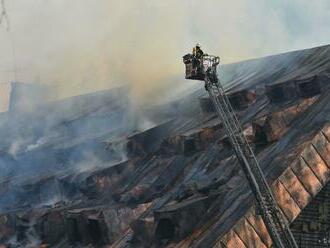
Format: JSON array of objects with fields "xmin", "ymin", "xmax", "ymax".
[
  {"xmin": 193, "ymin": 43, "xmax": 204, "ymax": 59},
  {"xmin": 192, "ymin": 43, "xmax": 204, "ymax": 72}
]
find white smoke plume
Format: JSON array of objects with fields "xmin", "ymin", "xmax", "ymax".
[{"xmin": 0, "ymin": 0, "xmax": 329, "ymax": 104}]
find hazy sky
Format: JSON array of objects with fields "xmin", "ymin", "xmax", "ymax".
[{"xmin": 0, "ymin": 0, "xmax": 330, "ymax": 99}]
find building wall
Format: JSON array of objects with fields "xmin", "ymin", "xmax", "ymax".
[{"xmin": 291, "ymin": 181, "xmax": 330, "ymax": 248}]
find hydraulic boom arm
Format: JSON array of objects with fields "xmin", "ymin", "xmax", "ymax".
[{"xmin": 184, "ymin": 54, "xmax": 298, "ymax": 248}]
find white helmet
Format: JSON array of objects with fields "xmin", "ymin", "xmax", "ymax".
[{"xmin": 196, "ymin": 43, "xmax": 201, "ymax": 48}]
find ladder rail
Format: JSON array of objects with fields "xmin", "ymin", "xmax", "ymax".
[{"xmin": 203, "ymin": 69, "xmax": 298, "ymax": 248}]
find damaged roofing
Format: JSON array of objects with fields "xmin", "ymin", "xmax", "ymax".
[{"xmin": 1, "ymin": 45, "xmax": 330, "ymax": 247}]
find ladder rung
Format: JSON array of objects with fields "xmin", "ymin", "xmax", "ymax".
[{"xmin": 205, "ymin": 74, "xmax": 298, "ymax": 248}]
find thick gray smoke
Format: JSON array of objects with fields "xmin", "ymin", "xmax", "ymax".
[
  {"xmin": 0, "ymin": 1, "xmax": 329, "ymax": 243},
  {"xmin": 0, "ymin": 0, "xmax": 329, "ymax": 212},
  {"xmin": 0, "ymin": 0, "xmax": 329, "ymax": 103}
]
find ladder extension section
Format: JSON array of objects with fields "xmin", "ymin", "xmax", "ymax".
[{"xmin": 203, "ymin": 59, "xmax": 298, "ymax": 248}]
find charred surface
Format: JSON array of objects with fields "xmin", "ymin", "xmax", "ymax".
[{"xmin": 1, "ymin": 45, "xmax": 330, "ymax": 247}]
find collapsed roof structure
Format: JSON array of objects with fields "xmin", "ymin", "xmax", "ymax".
[{"xmin": 1, "ymin": 45, "xmax": 330, "ymax": 247}]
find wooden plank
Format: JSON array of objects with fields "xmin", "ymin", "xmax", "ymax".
[
  {"xmin": 279, "ymin": 167, "xmax": 311, "ymax": 209},
  {"xmin": 272, "ymin": 179, "xmax": 301, "ymax": 222},
  {"xmin": 312, "ymin": 132, "xmax": 330, "ymax": 169},
  {"xmin": 245, "ymin": 207, "xmax": 272, "ymax": 248},
  {"xmin": 291, "ymin": 157, "xmax": 322, "ymax": 197},
  {"xmin": 213, "ymin": 239, "xmax": 226, "ymax": 248},
  {"xmin": 220, "ymin": 230, "xmax": 247, "ymax": 248},
  {"xmin": 301, "ymin": 145, "xmax": 330, "ymax": 185},
  {"xmin": 233, "ymin": 218, "xmax": 267, "ymax": 248},
  {"xmin": 321, "ymin": 123, "xmax": 330, "ymax": 141}
]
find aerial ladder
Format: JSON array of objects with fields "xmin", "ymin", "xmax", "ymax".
[{"xmin": 183, "ymin": 50, "xmax": 298, "ymax": 248}]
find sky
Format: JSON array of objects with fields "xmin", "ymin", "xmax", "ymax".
[{"xmin": 0, "ymin": 0, "xmax": 329, "ymax": 100}]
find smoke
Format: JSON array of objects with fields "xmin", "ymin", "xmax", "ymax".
[
  {"xmin": 0, "ymin": 1, "xmax": 329, "ymax": 242},
  {"xmin": 0, "ymin": 0, "xmax": 328, "ymax": 182},
  {"xmin": 0, "ymin": 0, "xmax": 329, "ymax": 189},
  {"xmin": 0, "ymin": 0, "xmax": 329, "ymax": 104},
  {"xmin": 5, "ymin": 219, "xmax": 41, "ymax": 248}
]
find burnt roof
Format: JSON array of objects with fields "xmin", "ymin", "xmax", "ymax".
[{"xmin": 1, "ymin": 45, "xmax": 330, "ymax": 247}]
